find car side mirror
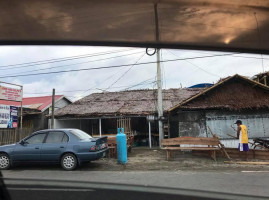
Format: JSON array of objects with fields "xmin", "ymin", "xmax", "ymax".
[{"xmin": 19, "ymin": 140, "xmax": 25, "ymax": 145}]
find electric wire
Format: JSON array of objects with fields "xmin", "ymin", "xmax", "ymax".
[
  {"xmin": 0, "ymin": 48, "xmax": 135, "ymax": 69},
  {"xmin": 167, "ymin": 50, "xmax": 221, "ymax": 78},
  {"xmin": 0, "ymin": 52, "xmax": 239, "ymax": 79},
  {"xmin": 2, "ymin": 50, "xmax": 145, "ymax": 76},
  {"xmin": 106, "ymin": 52, "xmax": 146, "ymax": 90}
]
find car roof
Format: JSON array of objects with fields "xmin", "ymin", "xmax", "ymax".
[
  {"xmin": 35, "ymin": 129, "xmax": 79, "ymax": 133},
  {"xmin": 1, "ymin": 0, "xmax": 269, "ymax": 55}
]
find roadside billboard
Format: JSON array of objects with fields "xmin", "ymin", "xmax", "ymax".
[
  {"xmin": 0, "ymin": 85, "xmax": 22, "ymax": 101},
  {"xmin": 0, "ymin": 105, "xmax": 18, "ymax": 128}
]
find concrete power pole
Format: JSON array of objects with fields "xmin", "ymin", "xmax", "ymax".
[
  {"xmin": 154, "ymin": 3, "xmax": 164, "ymax": 147},
  {"xmin": 157, "ymin": 49, "xmax": 163, "ymax": 147},
  {"xmin": 51, "ymin": 88, "xmax": 55, "ymax": 129},
  {"xmin": 20, "ymin": 86, "xmax": 23, "ymax": 135}
]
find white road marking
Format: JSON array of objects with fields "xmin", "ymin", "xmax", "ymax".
[{"xmin": 241, "ymin": 171, "xmax": 269, "ymax": 173}]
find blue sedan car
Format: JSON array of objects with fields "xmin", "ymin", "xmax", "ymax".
[{"xmin": 0, "ymin": 129, "xmax": 108, "ymax": 170}]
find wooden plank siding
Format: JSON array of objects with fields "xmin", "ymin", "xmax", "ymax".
[{"xmin": 0, "ymin": 128, "xmax": 33, "ymax": 145}]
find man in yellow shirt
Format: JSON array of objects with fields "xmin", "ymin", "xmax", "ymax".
[{"xmin": 235, "ymin": 120, "xmax": 249, "ymax": 160}]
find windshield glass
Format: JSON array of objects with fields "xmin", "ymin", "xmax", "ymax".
[{"xmin": 69, "ymin": 129, "xmax": 92, "ymax": 140}]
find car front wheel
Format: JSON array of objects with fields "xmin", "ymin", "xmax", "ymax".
[
  {"xmin": 61, "ymin": 153, "xmax": 77, "ymax": 170},
  {"xmin": 0, "ymin": 153, "xmax": 10, "ymax": 170}
]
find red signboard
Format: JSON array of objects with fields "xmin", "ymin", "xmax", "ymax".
[{"xmin": 0, "ymin": 86, "xmax": 22, "ymax": 102}]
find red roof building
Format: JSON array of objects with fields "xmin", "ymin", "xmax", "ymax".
[
  {"xmin": 0, "ymin": 95, "xmax": 68, "ymax": 112},
  {"xmin": 0, "ymin": 95, "xmax": 72, "ymax": 130}
]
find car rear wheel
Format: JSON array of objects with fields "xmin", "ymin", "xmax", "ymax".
[
  {"xmin": 0, "ymin": 153, "xmax": 10, "ymax": 170},
  {"xmin": 61, "ymin": 153, "xmax": 77, "ymax": 170}
]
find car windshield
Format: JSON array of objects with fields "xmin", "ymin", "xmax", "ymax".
[
  {"xmin": 2, "ymin": 1, "xmax": 269, "ymax": 199},
  {"xmin": 69, "ymin": 129, "xmax": 92, "ymax": 140}
]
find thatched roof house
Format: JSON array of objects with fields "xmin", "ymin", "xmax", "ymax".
[
  {"xmin": 54, "ymin": 88, "xmax": 202, "ymax": 118},
  {"xmin": 170, "ymin": 74, "xmax": 269, "ymax": 111},
  {"xmin": 53, "ymin": 74, "xmax": 269, "ymax": 147},
  {"xmin": 53, "ymin": 88, "xmax": 202, "ymax": 139},
  {"xmin": 168, "ymin": 74, "xmax": 269, "ymax": 139}
]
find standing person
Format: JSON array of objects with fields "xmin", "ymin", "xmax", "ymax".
[{"xmin": 235, "ymin": 120, "xmax": 249, "ymax": 161}]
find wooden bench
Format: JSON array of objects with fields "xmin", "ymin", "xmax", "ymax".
[{"xmin": 161, "ymin": 136, "xmax": 228, "ymax": 161}]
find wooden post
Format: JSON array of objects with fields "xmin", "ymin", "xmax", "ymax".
[
  {"xmin": 14, "ymin": 128, "xmax": 17, "ymax": 143},
  {"xmin": 129, "ymin": 118, "xmax": 132, "ymax": 136},
  {"xmin": 99, "ymin": 118, "xmax": 102, "ymax": 137},
  {"xmin": 51, "ymin": 88, "xmax": 55, "ymax": 129},
  {"xmin": 116, "ymin": 119, "xmax": 118, "ymax": 132},
  {"xmin": 148, "ymin": 121, "xmax": 152, "ymax": 148},
  {"xmin": 20, "ymin": 86, "xmax": 23, "ymax": 135},
  {"xmin": 166, "ymin": 150, "xmax": 170, "ymax": 160}
]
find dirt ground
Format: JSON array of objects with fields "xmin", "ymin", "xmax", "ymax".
[{"xmin": 85, "ymin": 148, "xmax": 269, "ymax": 172}]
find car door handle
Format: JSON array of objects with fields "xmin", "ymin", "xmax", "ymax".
[
  {"xmin": 60, "ymin": 146, "xmax": 64, "ymax": 148},
  {"xmin": 35, "ymin": 147, "xmax": 39, "ymax": 149}
]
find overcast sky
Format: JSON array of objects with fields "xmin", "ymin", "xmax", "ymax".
[{"xmin": 0, "ymin": 46, "xmax": 269, "ymax": 102}]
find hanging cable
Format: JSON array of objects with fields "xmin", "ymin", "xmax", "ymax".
[
  {"xmin": 0, "ymin": 48, "xmax": 135, "ymax": 69},
  {"xmin": 167, "ymin": 50, "xmax": 221, "ymax": 78},
  {"xmin": 106, "ymin": 52, "xmax": 146, "ymax": 90},
  {"xmin": 0, "ymin": 52, "xmax": 238, "ymax": 79},
  {"xmin": 2, "ymin": 50, "xmax": 145, "ymax": 76}
]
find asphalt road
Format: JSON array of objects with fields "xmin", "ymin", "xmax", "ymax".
[{"xmin": 2, "ymin": 166, "xmax": 269, "ymax": 200}]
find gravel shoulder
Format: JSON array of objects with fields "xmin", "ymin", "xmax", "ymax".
[{"xmin": 80, "ymin": 148, "xmax": 269, "ymax": 172}]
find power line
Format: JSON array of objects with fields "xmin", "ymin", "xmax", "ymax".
[
  {"xmin": 122, "ymin": 78, "xmax": 156, "ymax": 91},
  {"xmin": 2, "ymin": 50, "xmax": 145, "ymax": 76},
  {"xmin": 71, "ymin": 59, "xmax": 142, "ymax": 98},
  {"xmin": 24, "ymin": 89, "xmax": 87, "ymax": 94},
  {"xmin": 167, "ymin": 50, "xmax": 221, "ymax": 78},
  {"xmin": 106, "ymin": 52, "xmax": 146, "ymax": 90},
  {"xmin": 25, "ymin": 82, "xmax": 151, "ymax": 95},
  {"xmin": 0, "ymin": 52, "xmax": 239, "ymax": 79},
  {"xmin": 0, "ymin": 48, "xmax": 135, "ymax": 69},
  {"xmin": 74, "ymin": 66, "xmax": 128, "ymax": 97},
  {"xmin": 55, "ymin": 78, "xmax": 155, "ymax": 98},
  {"xmin": 171, "ymin": 49, "xmax": 269, "ymax": 60}
]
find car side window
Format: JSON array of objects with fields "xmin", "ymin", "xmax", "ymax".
[
  {"xmin": 62, "ymin": 134, "xmax": 69, "ymax": 142},
  {"xmin": 25, "ymin": 133, "xmax": 46, "ymax": 144},
  {"xmin": 45, "ymin": 131, "xmax": 68, "ymax": 143}
]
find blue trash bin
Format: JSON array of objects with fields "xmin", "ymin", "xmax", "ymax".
[{"xmin": 116, "ymin": 128, "xmax": 127, "ymax": 164}]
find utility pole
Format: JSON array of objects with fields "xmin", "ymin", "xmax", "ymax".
[
  {"xmin": 51, "ymin": 88, "xmax": 55, "ymax": 129},
  {"xmin": 157, "ymin": 49, "xmax": 163, "ymax": 147},
  {"xmin": 154, "ymin": 3, "xmax": 164, "ymax": 147},
  {"xmin": 20, "ymin": 86, "xmax": 23, "ymax": 134}
]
